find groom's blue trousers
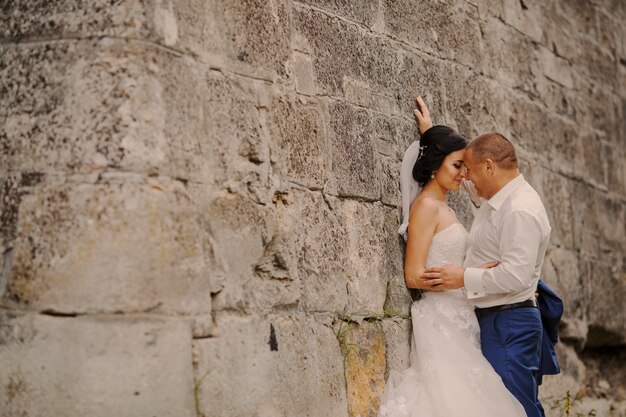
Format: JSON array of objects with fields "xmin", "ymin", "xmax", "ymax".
[{"xmin": 478, "ymin": 306, "xmax": 545, "ymax": 417}]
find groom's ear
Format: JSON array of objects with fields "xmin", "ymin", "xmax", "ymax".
[{"xmin": 484, "ymin": 158, "xmax": 496, "ymax": 175}]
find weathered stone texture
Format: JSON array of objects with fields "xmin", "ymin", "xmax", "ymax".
[
  {"xmin": 297, "ymin": 0, "xmax": 380, "ymax": 27},
  {"xmin": 0, "ymin": 311, "xmax": 195, "ymax": 417},
  {"xmin": 269, "ymin": 94, "xmax": 327, "ymax": 188},
  {"xmin": 343, "ymin": 321, "xmax": 386, "ymax": 417},
  {"xmin": 10, "ymin": 177, "xmax": 210, "ymax": 316},
  {"xmin": 383, "ymin": 0, "xmax": 483, "ymax": 68},
  {"xmin": 193, "ymin": 312, "xmax": 347, "ymax": 417},
  {"xmin": 1, "ymin": 0, "xmax": 625, "ymax": 416}
]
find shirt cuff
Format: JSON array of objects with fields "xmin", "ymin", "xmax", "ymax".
[{"xmin": 464, "ymin": 267, "xmax": 486, "ymax": 299}]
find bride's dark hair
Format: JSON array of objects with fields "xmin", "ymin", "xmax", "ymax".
[{"xmin": 412, "ymin": 125, "xmax": 468, "ymax": 187}]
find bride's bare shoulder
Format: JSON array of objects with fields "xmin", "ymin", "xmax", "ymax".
[{"xmin": 410, "ymin": 195, "xmax": 440, "ymax": 219}]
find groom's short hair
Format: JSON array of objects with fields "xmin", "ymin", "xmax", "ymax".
[{"xmin": 467, "ymin": 132, "xmax": 518, "ymax": 170}]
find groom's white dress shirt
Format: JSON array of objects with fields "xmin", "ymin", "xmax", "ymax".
[{"xmin": 463, "ymin": 174, "xmax": 551, "ymax": 309}]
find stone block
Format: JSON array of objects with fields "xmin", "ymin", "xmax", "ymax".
[
  {"xmin": 501, "ymin": 0, "xmax": 547, "ymax": 44},
  {"xmin": 297, "ymin": 0, "xmax": 380, "ymax": 27},
  {"xmin": 380, "ymin": 318, "xmax": 412, "ymax": 379},
  {"xmin": 213, "ymin": 0, "xmax": 291, "ymax": 77},
  {"xmin": 571, "ymin": 182, "xmax": 603, "ymax": 259},
  {"xmin": 479, "ymin": 17, "xmax": 539, "ymax": 93},
  {"xmin": 3, "ymin": 176, "xmax": 212, "ymax": 317},
  {"xmin": 327, "ymin": 100, "xmax": 418, "ymax": 200},
  {"xmin": 382, "ymin": 0, "xmax": 483, "ymax": 68},
  {"xmin": 441, "ymin": 67, "xmax": 508, "ymax": 138},
  {"xmin": 200, "ymin": 188, "xmax": 271, "ymax": 311},
  {"xmin": 472, "ymin": 0, "xmax": 504, "ymax": 20},
  {"xmin": 0, "ymin": 311, "xmax": 195, "ymax": 417},
  {"xmin": 342, "ymin": 320, "xmax": 386, "ymax": 417},
  {"xmin": 294, "ymin": 191, "xmax": 350, "ymax": 313},
  {"xmin": 343, "ymin": 78, "xmax": 403, "ymax": 116},
  {"xmin": 382, "ymin": 207, "xmax": 413, "ymax": 315},
  {"xmin": 573, "ymin": 189, "xmax": 625, "ymax": 307},
  {"xmin": 208, "ymin": 188, "xmax": 351, "ymax": 314},
  {"xmin": 535, "ymin": 77, "xmax": 579, "ymax": 122},
  {"xmin": 0, "ymin": 1, "xmax": 154, "ymax": 42},
  {"xmin": 193, "ymin": 312, "xmax": 347, "ymax": 417},
  {"xmin": 339, "ymin": 201, "xmax": 389, "ymax": 312},
  {"xmin": 200, "ymin": 70, "xmax": 274, "ymax": 202},
  {"xmin": 595, "ymin": 10, "xmax": 621, "ymax": 57},
  {"xmin": 573, "ymin": 38, "xmax": 617, "ymax": 89},
  {"xmin": 507, "ymin": 97, "xmax": 579, "ymax": 177},
  {"xmin": 268, "ymin": 94, "xmax": 327, "ymax": 189},
  {"xmin": 556, "ymin": 0, "xmax": 598, "ymax": 48},
  {"xmin": 328, "ymin": 100, "xmax": 379, "ymax": 199},
  {"xmin": 379, "ymin": 155, "xmax": 401, "ymax": 207},
  {"xmin": 584, "ymin": 258, "xmax": 626, "ymax": 347},
  {"xmin": 576, "ymin": 134, "xmax": 609, "ymax": 187},
  {"xmin": 533, "ymin": 169, "xmax": 576, "ymax": 249},
  {"xmin": 536, "ymin": 46, "xmax": 574, "ymax": 89},
  {"xmin": 542, "ymin": 247, "xmax": 586, "ymax": 345},
  {"xmin": 293, "ymin": 6, "xmax": 415, "ymax": 104},
  {"xmin": 0, "ymin": 1, "xmax": 289, "ymax": 76},
  {"xmin": 248, "ymin": 197, "xmax": 302, "ymax": 311},
  {"xmin": 572, "ymin": 83, "xmax": 621, "ymax": 142},
  {"xmin": 605, "ymin": 142, "xmax": 626, "ymax": 196},
  {"xmin": 389, "ymin": 52, "xmax": 449, "ymax": 121},
  {"xmin": 0, "ymin": 39, "xmax": 209, "ymax": 181},
  {"xmin": 293, "ymin": 52, "xmax": 317, "ymax": 95}
]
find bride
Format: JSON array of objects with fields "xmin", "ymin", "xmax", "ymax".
[{"xmin": 378, "ymin": 98, "xmax": 527, "ymax": 417}]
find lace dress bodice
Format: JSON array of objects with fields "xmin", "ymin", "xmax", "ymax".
[
  {"xmin": 425, "ymin": 223, "xmax": 468, "ymax": 268},
  {"xmin": 411, "ymin": 222, "xmax": 479, "ymax": 348}
]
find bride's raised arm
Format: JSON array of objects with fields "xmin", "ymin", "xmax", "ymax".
[{"xmin": 413, "ymin": 96, "xmax": 433, "ymax": 134}]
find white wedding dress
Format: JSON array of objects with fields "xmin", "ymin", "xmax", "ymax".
[{"xmin": 378, "ymin": 223, "xmax": 527, "ymax": 417}]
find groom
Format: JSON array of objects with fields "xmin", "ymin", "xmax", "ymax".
[{"xmin": 421, "ymin": 132, "xmax": 551, "ymax": 417}]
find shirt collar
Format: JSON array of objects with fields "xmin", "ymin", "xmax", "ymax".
[{"xmin": 486, "ymin": 174, "xmax": 526, "ymax": 211}]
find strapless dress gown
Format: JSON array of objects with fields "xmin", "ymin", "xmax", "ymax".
[{"xmin": 378, "ymin": 223, "xmax": 527, "ymax": 417}]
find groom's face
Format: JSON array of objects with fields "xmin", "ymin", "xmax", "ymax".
[{"xmin": 463, "ymin": 149, "xmax": 487, "ymax": 198}]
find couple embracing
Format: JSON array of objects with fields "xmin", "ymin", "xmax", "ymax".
[{"xmin": 378, "ymin": 97, "xmax": 559, "ymax": 417}]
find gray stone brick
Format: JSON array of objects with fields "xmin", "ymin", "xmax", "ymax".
[
  {"xmin": 479, "ymin": 17, "xmax": 539, "ymax": 93},
  {"xmin": 293, "ymin": 6, "xmax": 404, "ymax": 97},
  {"xmin": 214, "ymin": 0, "xmax": 291, "ymax": 76},
  {"xmin": 193, "ymin": 312, "xmax": 347, "ymax": 417},
  {"xmin": 268, "ymin": 94, "xmax": 327, "ymax": 189},
  {"xmin": 501, "ymin": 0, "xmax": 547, "ymax": 44},
  {"xmin": 383, "ymin": 0, "xmax": 483, "ymax": 68},
  {"xmin": 297, "ymin": 0, "xmax": 380, "ymax": 27},
  {"xmin": 294, "ymin": 190, "xmax": 350, "ymax": 312},
  {"xmin": 3, "ymin": 176, "xmax": 212, "ymax": 317},
  {"xmin": 0, "ymin": 312, "xmax": 195, "ymax": 417}
]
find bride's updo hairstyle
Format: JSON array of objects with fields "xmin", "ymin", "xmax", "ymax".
[{"xmin": 412, "ymin": 125, "xmax": 468, "ymax": 187}]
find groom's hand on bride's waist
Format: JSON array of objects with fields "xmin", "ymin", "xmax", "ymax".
[
  {"xmin": 420, "ymin": 264, "xmax": 465, "ymax": 290},
  {"xmin": 421, "ymin": 261, "xmax": 499, "ymax": 290}
]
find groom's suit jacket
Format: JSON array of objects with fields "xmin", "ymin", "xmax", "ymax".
[{"xmin": 536, "ymin": 279, "xmax": 563, "ymax": 384}]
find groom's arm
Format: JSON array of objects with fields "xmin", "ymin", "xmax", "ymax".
[
  {"xmin": 421, "ymin": 261, "xmax": 499, "ymax": 290},
  {"xmin": 464, "ymin": 210, "xmax": 543, "ymax": 298}
]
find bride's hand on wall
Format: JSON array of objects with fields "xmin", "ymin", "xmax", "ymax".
[{"xmin": 413, "ymin": 96, "xmax": 433, "ymax": 135}]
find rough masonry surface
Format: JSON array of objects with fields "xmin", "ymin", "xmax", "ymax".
[{"xmin": 0, "ymin": 1, "xmax": 624, "ymax": 416}]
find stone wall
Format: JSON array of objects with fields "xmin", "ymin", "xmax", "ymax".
[{"xmin": 0, "ymin": 1, "xmax": 624, "ymax": 416}]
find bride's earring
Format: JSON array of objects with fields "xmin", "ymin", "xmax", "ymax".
[{"xmin": 431, "ymin": 171, "xmax": 436, "ymax": 179}]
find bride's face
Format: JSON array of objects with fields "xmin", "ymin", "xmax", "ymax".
[{"xmin": 435, "ymin": 149, "xmax": 466, "ymax": 191}]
